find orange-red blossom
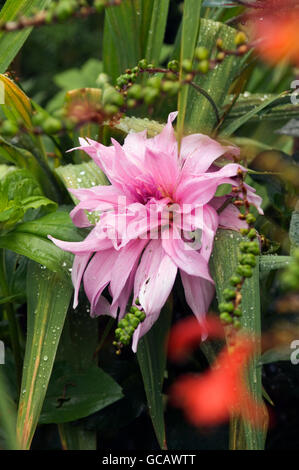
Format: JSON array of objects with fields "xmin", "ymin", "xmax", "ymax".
[
  {"xmin": 168, "ymin": 316, "xmax": 265, "ymax": 427},
  {"xmin": 249, "ymin": 0, "xmax": 299, "ymax": 66}
]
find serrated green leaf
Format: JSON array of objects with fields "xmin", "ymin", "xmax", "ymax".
[
  {"xmin": 16, "ymin": 261, "xmax": 72, "ymax": 449},
  {"xmin": 137, "ymin": 299, "xmax": 172, "ymax": 450}
]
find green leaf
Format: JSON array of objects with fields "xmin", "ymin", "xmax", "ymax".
[
  {"xmin": 39, "ymin": 364, "xmax": 123, "ymax": 424},
  {"xmin": 210, "ymin": 229, "xmax": 267, "ymax": 450},
  {"xmin": 145, "ymin": 0, "xmax": 170, "ymax": 66},
  {"xmin": 177, "ymin": 0, "xmax": 202, "ymax": 141},
  {"xmin": 260, "ymin": 347, "xmax": 292, "ymax": 365},
  {"xmin": 214, "ymin": 183, "xmax": 232, "ymax": 197},
  {"xmin": 14, "ymin": 210, "xmax": 84, "ymax": 242},
  {"xmin": 0, "ymin": 368, "xmax": 19, "ymax": 450},
  {"xmin": 0, "ymin": 293, "xmax": 22, "ymax": 304},
  {"xmin": 103, "ymin": 0, "xmax": 170, "ymax": 80},
  {"xmin": 1, "ymin": 168, "xmax": 41, "ymax": 202},
  {"xmin": 103, "ymin": 0, "xmax": 142, "ymax": 80},
  {"xmin": 56, "ymin": 160, "xmax": 109, "ymax": 224},
  {"xmin": 58, "ymin": 423, "xmax": 96, "ymax": 451},
  {"xmin": 225, "ymin": 94, "xmax": 299, "ymax": 124},
  {"xmin": 136, "ymin": 298, "xmax": 172, "ymax": 450},
  {"xmin": 56, "ymin": 160, "xmax": 109, "ymax": 198},
  {"xmin": 0, "ymin": 0, "xmax": 50, "ymax": 73},
  {"xmin": 0, "ymin": 74, "xmax": 32, "ymax": 127},
  {"xmin": 290, "ymin": 206, "xmax": 299, "ymax": 253},
  {"xmin": 220, "ymin": 92, "xmax": 288, "ymax": 137},
  {"xmin": 259, "ymin": 255, "xmax": 292, "ymax": 275},
  {"xmin": 0, "ymin": 232, "xmax": 73, "ymax": 280},
  {"xmin": 16, "ymin": 261, "xmax": 73, "ymax": 449},
  {"xmin": 185, "ymin": 19, "xmax": 249, "ymax": 134}
]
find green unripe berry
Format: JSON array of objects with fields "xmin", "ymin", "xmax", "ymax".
[
  {"xmin": 138, "ymin": 59, "xmax": 148, "ymax": 70},
  {"xmin": 32, "ymin": 112, "xmax": 45, "ymax": 127},
  {"xmin": 0, "ymin": 120, "xmax": 19, "ymax": 136},
  {"xmin": 223, "ymin": 288, "xmax": 236, "ymax": 301},
  {"xmin": 220, "ymin": 312, "xmax": 233, "ymax": 324},
  {"xmin": 233, "ymin": 308, "xmax": 242, "ymax": 317},
  {"xmin": 247, "ymin": 242, "xmax": 260, "ymax": 255},
  {"xmin": 143, "ymin": 87, "xmax": 159, "ymax": 105},
  {"xmin": 127, "ymin": 99, "xmax": 137, "ymax": 108},
  {"xmin": 195, "ymin": 46, "xmax": 209, "ymax": 61},
  {"xmin": 239, "ymin": 241, "xmax": 250, "ymax": 253},
  {"xmin": 103, "ymin": 87, "xmax": 124, "ymax": 107},
  {"xmin": 181, "ymin": 59, "xmax": 193, "ymax": 72},
  {"xmin": 240, "ymin": 228, "xmax": 249, "ymax": 236},
  {"xmin": 233, "ymin": 318, "xmax": 242, "ymax": 330},
  {"xmin": 124, "ymin": 325, "xmax": 135, "ymax": 336},
  {"xmin": 216, "ymin": 52, "xmax": 225, "ymax": 61},
  {"xmin": 147, "ymin": 76, "xmax": 162, "ymax": 89},
  {"xmin": 248, "ymin": 228, "xmax": 257, "ymax": 239},
  {"xmin": 219, "ymin": 302, "xmax": 234, "ymax": 313},
  {"xmin": 197, "ymin": 60, "xmax": 210, "ymax": 74},
  {"xmin": 161, "ymin": 80, "xmax": 180, "ymax": 95},
  {"xmin": 135, "ymin": 298, "xmax": 140, "ymax": 305},
  {"xmin": 115, "ymin": 328, "xmax": 122, "ymax": 338},
  {"xmin": 118, "ymin": 319, "xmax": 129, "ymax": 329},
  {"xmin": 239, "ymin": 253, "xmax": 256, "ymax": 267},
  {"xmin": 104, "ymin": 104, "xmax": 119, "ymax": 114},
  {"xmin": 42, "ymin": 117, "xmax": 62, "ymax": 135},
  {"xmin": 236, "ymin": 264, "xmax": 253, "ymax": 278},
  {"xmin": 56, "ymin": 1, "xmax": 74, "ymax": 21},
  {"xmin": 94, "ymin": 0, "xmax": 105, "ymax": 13},
  {"xmin": 127, "ymin": 84, "xmax": 143, "ymax": 100},
  {"xmin": 246, "ymin": 213, "xmax": 256, "ymax": 225},
  {"xmin": 216, "ymin": 38, "xmax": 223, "ymax": 49},
  {"xmin": 234, "ymin": 31, "xmax": 247, "ymax": 46},
  {"xmin": 229, "ymin": 275, "xmax": 242, "ymax": 286},
  {"xmin": 167, "ymin": 60, "xmax": 179, "ymax": 72},
  {"xmin": 135, "ymin": 310, "xmax": 146, "ymax": 322},
  {"xmin": 129, "ymin": 306, "xmax": 140, "ymax": 314}
]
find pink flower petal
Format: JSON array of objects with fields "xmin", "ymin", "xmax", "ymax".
[{"xmin": 180, "ymin": 271, "xmax": 215, "ymax": 324}]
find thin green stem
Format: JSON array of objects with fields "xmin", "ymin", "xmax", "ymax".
[{"xmin": 0, "ymin": 248, "xmax": 22, "ymax": 390}]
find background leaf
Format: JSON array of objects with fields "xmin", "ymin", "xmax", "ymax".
[
  {"xmin": 210, "ymin": 229, "xmax": 268, "ymax": 450},
  {"xmin": 16, "ymin": 261, "xmax": 72, "ymax": 449},
  {"xmin": 0, "ymin": 0, "xmax": 50, "ymax": 73},
  {"xmin": 136, "ymin": 298, "xmax": 172, "ymax": 450}
]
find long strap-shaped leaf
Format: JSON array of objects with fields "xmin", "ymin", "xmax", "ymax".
[
  {"xmin": 137, "ymin": 299, "xmax": 172, "ymax": 450},
  {"xmin": 0, "ymin": 0, "xmax": 50, "ymax": 73},
  {"xmin": 17, "ymin": 261, "xmax": 72, "ymax": 449},
  {"xmin": 177, "ymin": 0, "xmax": 202, "ymax": 141},
  {"xmin": 210, "ymin": 229, "xmax": 268, "ymax": 450},
  {"xmin": 0, "ymin": 369, "xmax": 19, "ymax": 450}
]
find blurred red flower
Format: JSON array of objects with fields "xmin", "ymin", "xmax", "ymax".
[
  {"xmin": 249, "ymin": 0, "xmax": 299, "ymax": 66},
  {"xmin": 168, "ymin": 317, "xmax": 265, "ymax": 427}
]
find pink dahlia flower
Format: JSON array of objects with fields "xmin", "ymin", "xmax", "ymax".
[{"xmin": 49, "ymin": 112, "xmax": 262, "ymax": 351}]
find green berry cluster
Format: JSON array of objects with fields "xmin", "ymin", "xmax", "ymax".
[
  {"xmin": 113, "ymin": 303, "xmax": 146, "ymax": 353},
  {"xmin": 219, "ymin": 182, "xmax": 260, "ymax": 329},
  {"xmin": 115, "ymin": 59, "xmax": 181, "ymax": 108},
  {"xmin": 181, "ymin": 46, "xmax": 210, "ymax": 75},
  {"xmin": 281, "ymin": 248, "xmax": 299, "ymax": 291}
]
